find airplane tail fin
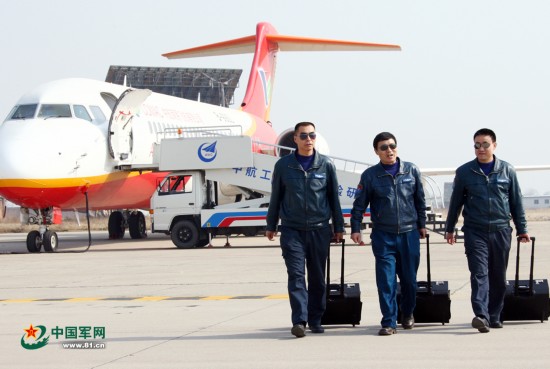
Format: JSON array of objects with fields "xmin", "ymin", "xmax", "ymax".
[{"xmin": 163, "ymin": 22, "xmax": 400, "ymax": 122}]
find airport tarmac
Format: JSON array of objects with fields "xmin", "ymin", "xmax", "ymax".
[{"xmin": 1, "ymin": 222, "xmax": 549, "ymax": 369}]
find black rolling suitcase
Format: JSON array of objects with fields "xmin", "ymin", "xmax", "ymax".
[
  {"xmin": 321, "ymin": 239, "xmax": 362, "ymax": 326},
  {"xmin": 501, "ymin": 237, "xmax": 550, "ymax": 322},
  {"xmin": 397, "ymin": 234, "xmax": 451, "ymax": 325}
]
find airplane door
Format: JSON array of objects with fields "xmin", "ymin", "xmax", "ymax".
[{"xmin": 108, "ymin": 89, "xmax": 152, "ymax": 164}]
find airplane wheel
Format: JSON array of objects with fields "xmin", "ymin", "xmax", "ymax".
[
  {"xmin": 171, "ymin": 220, "xmax": 198, "ymax": 249},
  {"xmin": 108, "ymin": 211, "xmax": 126, "ymax": 239},
  {"xmin": 129, "ymin": 212, "xmax": 147, "ymax": 239},
  {"xmin": 26, "ymin": 231, "xmax": 42, "ymax": 253},
  {"xmin": 43, "ymin": 230, "xmax": 59, "ymax": 252}
]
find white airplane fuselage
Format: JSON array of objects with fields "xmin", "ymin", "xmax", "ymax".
[{"xmin": 0, "ymin": 78, "xmax": 277, "ymax": 211}]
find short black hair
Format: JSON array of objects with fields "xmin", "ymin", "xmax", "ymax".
[
  {"xmin": 373, "ymin": 132, "xmax": 397, "ymax": 149},
  {"xmin": 294, "ymin": 121, "xmax": 316, "ymax": 132},
  {"xmin": 474, "ymin": 128, "xmax": 496, "ymax": 142}
]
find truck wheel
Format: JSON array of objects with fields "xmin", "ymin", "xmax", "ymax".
[
  {"xmin": 171, "ymin": 220, "xmax": 198, "ymax": 249},
  {"xmin": 196, "ymin": 239, "xmax": 210, "ymax": 247}
]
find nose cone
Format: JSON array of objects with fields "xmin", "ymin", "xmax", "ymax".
[{"xmin": 0, "ymin": 118, "xmax": 106, "ymax": 208}]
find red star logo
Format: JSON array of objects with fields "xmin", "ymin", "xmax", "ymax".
[{"xmin": 24, "ymin": 324, "xmax": 39, "ymax": 339}]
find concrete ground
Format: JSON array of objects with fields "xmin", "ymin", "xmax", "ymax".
[{"xmin": 1, "ymin": 222, "xmax": 549, "ymax": 369}]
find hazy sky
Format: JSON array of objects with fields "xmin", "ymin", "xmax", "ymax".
[{"xmin": 2, "ymin": 0, "xmax": 550, "ymax": 198}]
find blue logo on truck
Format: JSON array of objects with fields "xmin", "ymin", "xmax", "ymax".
[{"xmin": 198, "ymin": 141, "xmax": 217, "ymax": 162}]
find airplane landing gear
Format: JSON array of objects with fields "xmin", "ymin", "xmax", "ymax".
[
  {"xmin": 128, "ymin": 211, "xmax": 147, "ymax": 239},
  {"xmin": 108, "ymin": 211, "xmax": 126, "ymax": 239},
  {"xmin": 108, "ymin": 210, "xmax": 148, "ymax": 240},
  {"xmin": 26, "ymin": 226, "xmax": 58, "ymax": 253},
  {"xmin": 26, "ymin": 230, "xmax": 42, "ymax": 253}
]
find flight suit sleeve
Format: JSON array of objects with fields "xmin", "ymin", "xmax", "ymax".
[
  {"xmin": 444, "ymin": 171, "xmax": 465, "ymax": 234},
  {"xmin": 327, "ymin": 161, "xmax": 344, "ymax": 233},
  {"xmin": 508, "ymin": 166, "xmax": 528, "ymax": 235},
  {"xmin": 266, "ymin": 161, "xmax": 283, "ymax": 232},
  {"xmin": 350, "ymin": 173, "xmax": 368, "ymax": 234}
]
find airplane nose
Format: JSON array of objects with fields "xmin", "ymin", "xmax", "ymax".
[{"xmin": 0, "ymin": 118, "xmax": 106, "ymax": 183}]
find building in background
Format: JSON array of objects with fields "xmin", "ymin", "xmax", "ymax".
[
  {"xmin": 443, "ymin": 182, "xmax": 550, "ymax": 210},
  {"xmin": 523, "ymin": 195, "xmax": 550, "ymax": 209}
]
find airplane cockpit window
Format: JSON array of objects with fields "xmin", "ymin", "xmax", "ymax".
[
  {"xmin": 38, "ymin": 104, "xmax": 71, "ymax": 119},
  {"xmin": 9, "ymin": 104, "xmax": 38, "ymax": 120},
  {"xmin": 89, "ymin": 105, "xmax": 107, "ymax": 125},
  {"xmin": 74, "ymin": 105, "xmax": 92, "ymax": 122}
]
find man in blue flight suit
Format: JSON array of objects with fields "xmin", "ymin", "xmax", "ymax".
[
  {"xmin": 445, "ymin": 128, "xmax": 529, "ymax": 333},
  {"xmin": 266, "ymin": 121, "xmax": 344, "ymax": 338},
  {"xmin": 350, "ymin": 132, "xmax": 427, "ymax": 336}
]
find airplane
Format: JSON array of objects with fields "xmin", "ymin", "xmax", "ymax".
[{"xmin": 0, "ymin": 22, "xmax": 401, "ymax": 253}]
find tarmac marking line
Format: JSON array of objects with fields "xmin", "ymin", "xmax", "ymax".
[
  {"xmin": 0, "ymin": 294, "xmax": 290, "ymax": 303},
  {"xmin": 200, "ymin": 295, "xmax": 233, "ymax": 300},
  {"xmin": 65, "ymin": 297, "xmax": 104, "ymax": 302},
  {"xmin": 135, "ymin": 296, "xmax": 170, "ymax": 301},
  {"xmin": 264, "ymin": 294, "xmax": 289, "ymax": 300}
]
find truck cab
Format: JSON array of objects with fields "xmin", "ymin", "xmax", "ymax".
[{"xmin": 151, "ymin": 171, "xmax": 213, "ymax": 248}]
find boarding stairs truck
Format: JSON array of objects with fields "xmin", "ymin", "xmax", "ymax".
[{"xmin": 142, "ymin": 132, "xmax": 371, "ymax": 248}]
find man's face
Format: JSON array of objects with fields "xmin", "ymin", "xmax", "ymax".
[
  {"xmin": 374, "ymin": 139, "xmax": 398, "ymax": 165},
  {"xmin": 293, "ymin": 125, "xmax": 316, "ymax": 155},
  {"xmin": 474, "ymin": 134, "xmax": 496, "ymax": 163}
]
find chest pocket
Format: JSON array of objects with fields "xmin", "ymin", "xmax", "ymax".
[
  {"xmin": 308, "ymin": 172, "xmax": 327, "ymax": 191},
  {"xmin": 399, "ymin": 176, "xmax": 416, "ymax": 196}
]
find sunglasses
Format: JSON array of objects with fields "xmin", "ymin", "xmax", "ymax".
[
  {"xmin": 474, "ymin": 142, "xmax": 491, "ymax": 149},
  {"xmin": 297, "ymin": 132, "xmax": 317, "ymax": 140},
  {"xmin": 378, "ymin": 143, "xmax": 397, "ymax": 151}
]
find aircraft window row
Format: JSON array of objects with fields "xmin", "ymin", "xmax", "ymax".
[
  {"xmin": 90, "ymin": 106, "xmax": 107, "ymax": 123},
  {"xmin": 38, "ymin": 104, "xmax": 72, "ymax": 118},
  {"xmin": 8, "ymin": 103, "xmax": 107, "ymax": 124},
  {"xmin": 74, "ymin": 105, "xmax": 92, "ymax": 121},
  {"xmin": 9, "ymin": 104, "xmax": 38, "ymax": 120}
]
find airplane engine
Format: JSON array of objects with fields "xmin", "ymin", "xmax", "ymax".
[{"xmin": 275, "ymin": 128, "xmax": 330, "ymax": 157}]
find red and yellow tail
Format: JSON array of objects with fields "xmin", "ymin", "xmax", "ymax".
[{"xmin": 163, "ymin": 22, "xmax": 400, "ymax": 123}]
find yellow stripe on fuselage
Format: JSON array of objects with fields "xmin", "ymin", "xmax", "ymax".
[{"xmin": 0, "ymin": 171, "xmax": 151, "ymax": 189}]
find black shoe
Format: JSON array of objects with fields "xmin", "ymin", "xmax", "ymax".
[
  {"xmin": 490, "ymin": 321, "xmax": 503, "ymax": 329},
  {"xmin": 310, "ymin": 325, "xmax": 325, "ymax": 334},
  {"xmin": 378, "ymin": 327, "xmax": 397, "ymax": 336},
  {"xmin": 471, "ymin": 316, "xmax": 490, "ymax": 333},
  {"xmin": 291, "ymin": 324, "xmax": 306, "ymax": 338},
  {"xmin": 402, "ymin": 315, "xmax": 415, "ymax": 330}
]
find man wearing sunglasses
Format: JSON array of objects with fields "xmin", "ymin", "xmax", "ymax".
[
  {"xmin": 350, "ymin": 132, "xmax": 427, "ymax": 336},
  {"xmin": 445, "ymin": 128, "xmax": 529, "ymax": 333},
  {"xmin": 266, "ymin": 121, "xmax": 344, "ymax": 338}
]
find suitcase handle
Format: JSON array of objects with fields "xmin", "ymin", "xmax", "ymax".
[
  {"xmin": 425, "ymin": 234, "xmax": 432, "ymax": 294},
  {"xmin": 340, "ymin": 239, "xmax": 345, "ymax": 288},
  {"xmin": 514, "ymin": 236, "xmax": 536, "ymax": 295},
  {"xmin": 326, "ymin": 239, "xmax": 346, "ymax": 297}
]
